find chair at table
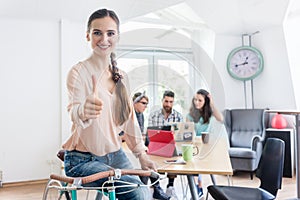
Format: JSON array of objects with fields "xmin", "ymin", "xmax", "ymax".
[
  {"xmin": 206, "ymin": 137, "xmax": 285, "ymax": 200},
  {"xmin": 224, "ymin": 108, "xmax": 268, "ymax": 179}
]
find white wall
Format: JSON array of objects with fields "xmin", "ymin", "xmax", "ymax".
[
  {"xmin": 255, "ymin": 26, "xmax": 295, "ymax": 109},
  {"xmin": 0, "ymin": 17, "xmax": 92, "ymax": 183},
  {"xmin": 60, "ymin": 19, "xmax": 90, "ymax": 146},
  {"xmin": 0, "ymin": 18, "xmax": 61, "ymax": 182},
  {"xmin": 284, "ymin": 15, "xmax": 300, "ymax": 109}
]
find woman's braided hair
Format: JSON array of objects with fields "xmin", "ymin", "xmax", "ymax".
[{"xmin": 110, "ymin": 52, "xmax": 131, "ymax": 126}]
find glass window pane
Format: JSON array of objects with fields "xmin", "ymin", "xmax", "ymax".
[
  {"xmin": 117, "ymin": 48, "xmax": 199, "ymax": 123},
  {"xmin": 158, "ymin": 59, "xmax": 189, "ymax": 84},
  {"xmin": 118, "ymin": 58, "xmax": 148, "ymax": 73}
]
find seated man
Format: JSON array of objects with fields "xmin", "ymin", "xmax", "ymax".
[{"xmin": 148, "ymin": 90, "xmax": 183, "ymax": 200}]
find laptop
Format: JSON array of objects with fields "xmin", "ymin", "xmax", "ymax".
[
  {"xmin": 147, "ymin": 129, "xmax": 178, "ymax": 157},
  {"xmin": 144, "ymin": 125, "xmax": 171, "ymax": 146},
  {"xmin": 171, "ymin": 122, "xmax": 195, "ymax": 142},
  {"xmin": 170, "ymin": 122, "xmax": 195, "ymax": 155}
]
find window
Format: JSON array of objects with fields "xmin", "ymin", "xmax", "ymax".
[{"xmin": 117, "ymin": 48, "xmax": 200, "ymax": 123}]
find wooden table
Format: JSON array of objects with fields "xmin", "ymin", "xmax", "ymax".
[
  {"xmin": 150, "ymin": 138, "xmax": 232, "ymax": 175},
  {"xmin": 266, "ymin": 110, "xmax": 300, "ymax": 199},
  {"xmin": 149, "ymin": 122, "xmax": 233, "ymax": 200}
]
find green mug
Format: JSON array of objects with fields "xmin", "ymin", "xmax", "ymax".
[{"xmin": 181, "ymin": 144, "xmax": 199, "ymax": 161}]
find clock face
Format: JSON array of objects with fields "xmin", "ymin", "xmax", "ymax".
[{"xmin": 227, "ymin": 46, "xmax": 264, "ymax": 81}]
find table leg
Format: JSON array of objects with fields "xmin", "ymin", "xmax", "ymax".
[
  {"xmin": 210, "ymin": 174, "xmax": 216, "ymax": 185},
  {"xmin": 290, "ymin": 114, "xmax": 300, "ymax": 200},
  {"xmin": 227, "ymin": 175, "xmax": 232, "ymax": 186},
  {"xmin": 187, "ymin": 175, "xmax": 198, "ymax": 200}
]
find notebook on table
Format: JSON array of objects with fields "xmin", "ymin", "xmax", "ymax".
[{"xmin": 147, "ymin": 129, "xmax": 177, "ymax": 157}]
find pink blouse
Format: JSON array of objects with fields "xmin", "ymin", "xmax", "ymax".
[{"xmin": 62, "ymin": 61, "xmax": 146, "ymax": 157}]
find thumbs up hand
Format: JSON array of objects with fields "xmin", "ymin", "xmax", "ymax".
[{"xmin": 81, "ymin": 75, "xmax": 103, "ymax": 121}]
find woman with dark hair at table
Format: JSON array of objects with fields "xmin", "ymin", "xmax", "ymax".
[{"xmin": 187, "ymin": 89, "xmax": 223, "ymax": 199}]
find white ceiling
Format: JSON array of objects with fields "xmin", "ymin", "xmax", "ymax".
[
  {"xmin": 0, "ymin": 0, "xmax": 183, "ymax": 22},
  {"xmin": 0, "ymin": 0, "xmax": 298, "ymax": 35},
  {"xmin": 187, "ymin": 0, "xmax": 291, "ymax": 34}
]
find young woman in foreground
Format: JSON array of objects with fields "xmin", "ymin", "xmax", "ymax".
[{"xmin": 62, "ymin": 9, "xmax": 156, "ymax": 200}]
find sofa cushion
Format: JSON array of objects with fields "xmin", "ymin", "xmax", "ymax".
[{"xmin": 229, "ymin": 147, "xmax": 257, "ymax": 159}]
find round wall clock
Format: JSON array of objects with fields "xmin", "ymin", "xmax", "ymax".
[{"xmin": 227, "ymin": 46, "xmax": 264, "ymax": 81}]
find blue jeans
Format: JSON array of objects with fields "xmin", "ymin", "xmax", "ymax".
[{"xmin": 64, "ymin": 149, "xmax": 151, "ymax": 200}]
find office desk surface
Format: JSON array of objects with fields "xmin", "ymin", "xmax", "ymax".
[
  {"xmin": 123, "ymin": 119, "xmax": 232, "ymax": 176},
  {"xmin": 149, "ymin": 137, "xmax": 233, "ymax": 176}
]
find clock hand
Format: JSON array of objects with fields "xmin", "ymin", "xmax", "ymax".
[
  {"xmin": 235, "ymin": 63, "xmax": 242, "ymax": 67},
  {"xmin": 242, "ymin": 57, "xmax": 249, "ymax": 65},
  {"xmin": 235, "ymin": 57, "xmax": 249, "ymax": 67},
  {"xmin": 235, "ymin": 62, "xmax": 247, "ymax": 67}
]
